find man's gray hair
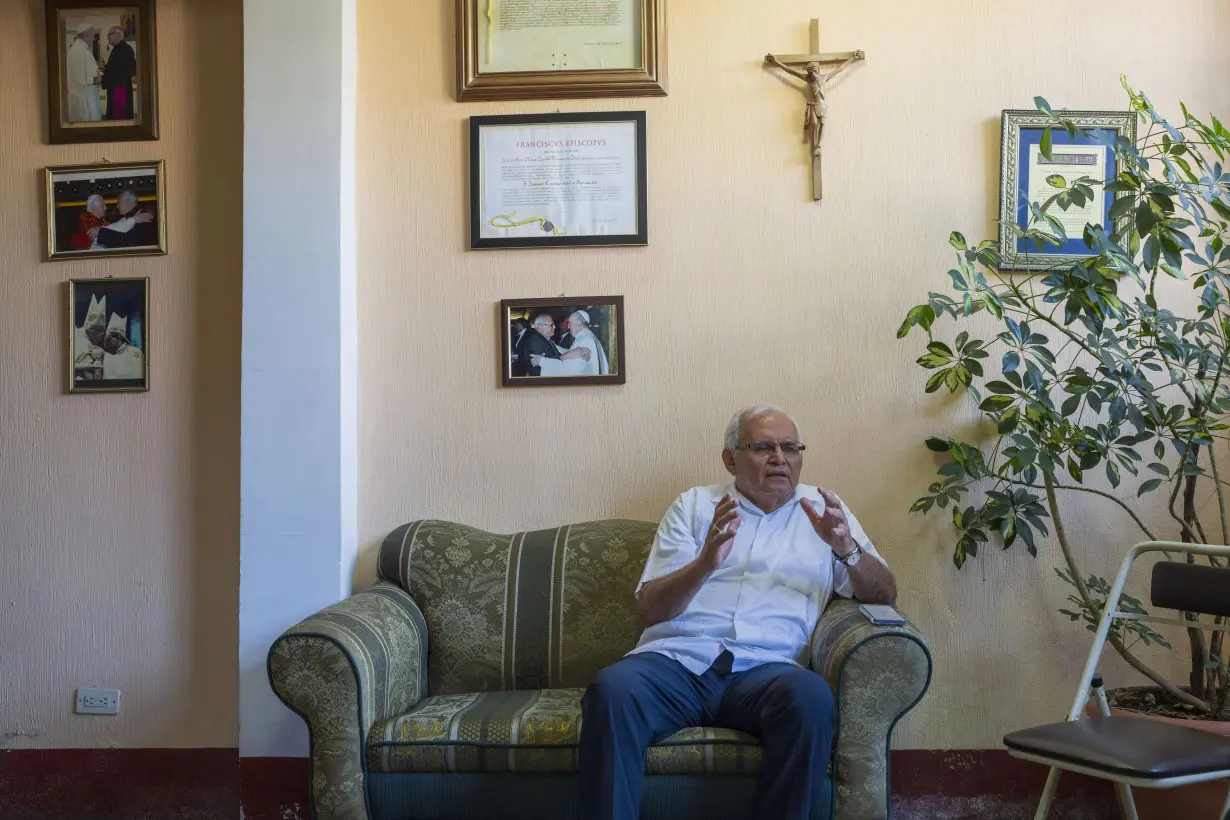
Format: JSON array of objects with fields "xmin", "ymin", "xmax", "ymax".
[
  {"xmin": 118, "ymin": 189, "xmax": 138, "ymax": 205},
  {"xmin": 533, "ymin": 313, "xmax": 553, "ymax": 328},
  {"xmin": 723, "ymin": 405, "xmax": 802, "ymax": 452},
  {"xmin": 85, "ymin": 194, "xmax": 105, "ymax": 210}
]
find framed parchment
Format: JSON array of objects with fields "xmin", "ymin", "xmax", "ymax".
[
  {"xmin": 457, "ymin": 0, "xmax": 666, "ymax": 101},
  {"xmin": 469, "ymin": 111, "xmax": 648, "ymax": 250}
]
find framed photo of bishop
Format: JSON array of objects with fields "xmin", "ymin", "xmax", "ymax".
[{"xmin": 67, "ymin": 277, "xmax": 150, "ymax": 394}]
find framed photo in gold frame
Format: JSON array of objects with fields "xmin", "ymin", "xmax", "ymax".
[
  {"xmin": 67, "ymin": 277, "xmax": 150, "ymax": 394},
  {"xmin": 457, "ymin": 0, "xmax": 666, "ymax": 101},
  {"xmin": 46, "ymin": 160, "xmax": 167, "ymax": 261},
  {"xmin": 45, "ymin": 0, "xmax": 159, "ymax": 144}
]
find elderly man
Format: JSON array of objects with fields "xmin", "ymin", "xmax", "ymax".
[
  {"xmin": 66, "ymin": 23, "xmax": 102, "ymax": 122},
  {"xmin": 519, "ymin": 313, "xmax": 590, "ymax": 377},
  {"xmin": 96, "ymin": 190, "xmax": 156, "ymax": 249},
  {"xmin": 580, "ymin": 405, "xmax": 896, "ymax": 820},
  {"xmin": 101, "ymin": 25, "xmax": 137, "ymax": 120}
]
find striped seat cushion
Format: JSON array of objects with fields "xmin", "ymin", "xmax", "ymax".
[{"xmin": 367, "ymin": 688, "xmax": 763, "ymax": 776}]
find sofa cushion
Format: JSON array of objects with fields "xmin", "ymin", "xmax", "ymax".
[
  {"xmin": 367, "ymin": 688, "xmax": 763, "ymax": 776},
  {"xmin": 377, "ymin": 520, "xmax": 658, "ymax": 695}
]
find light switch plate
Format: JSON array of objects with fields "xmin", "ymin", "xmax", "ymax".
[{"xmin": 76, "ymin": 687, "xmax": 120, "ymax": 715}]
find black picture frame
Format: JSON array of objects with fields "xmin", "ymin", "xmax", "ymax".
[{"xmin": 469, "ymin": 111, "xmax": 648, "ymax": 250}]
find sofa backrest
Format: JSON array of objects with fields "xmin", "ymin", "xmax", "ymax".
[{"xmin": 378, "ymin": 518, "xmax": 658, "ymax": 695}]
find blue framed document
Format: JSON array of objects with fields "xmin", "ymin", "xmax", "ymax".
[{"xmin": 998, "ymin": 109, "xmax": 1137, "ymax": 271}]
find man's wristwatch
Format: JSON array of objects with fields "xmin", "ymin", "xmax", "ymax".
[{"xmin": 835, "ymin": 543, "xmax": 862, "ymax": 567}]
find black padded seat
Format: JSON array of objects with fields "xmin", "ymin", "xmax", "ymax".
[{"xmin": 1004, "ymin": 716, "xmax": 1230, "ymax": 780}]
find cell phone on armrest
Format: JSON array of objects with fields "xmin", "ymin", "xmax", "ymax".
[{"xmin": 858, "ymin": 604, "xmax": 906, "ymax": 625}]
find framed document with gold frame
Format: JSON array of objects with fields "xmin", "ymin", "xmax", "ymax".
[{"xmin": 457, "ymin": 0, "xmax": 666, "ymax": 101}]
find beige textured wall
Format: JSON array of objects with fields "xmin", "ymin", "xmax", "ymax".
[
  {"xmin": 0, "ymin": 0, "xmax": 241, "ymax": 748},
  {"xmin": 354, "ymin": 0, "xmax": 1230, "ymax": 748}
]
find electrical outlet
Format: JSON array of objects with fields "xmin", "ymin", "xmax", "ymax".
[{"xmin": 76, "ymin": 687, "xmax": 120, "ymax": 715}]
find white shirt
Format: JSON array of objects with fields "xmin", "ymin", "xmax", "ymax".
[{"xmin": 629, "ymin": 483, "xmax": 886, "ymax": 675}]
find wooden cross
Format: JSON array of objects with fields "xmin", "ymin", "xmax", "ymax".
[{"xmin": 764, "ymin": 19, "xmax": 865, "ymax": 201}]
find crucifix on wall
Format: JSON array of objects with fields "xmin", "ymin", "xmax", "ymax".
[{"xmin": 764, "ymin": 19, "xmax": 865, "ymax": 201}]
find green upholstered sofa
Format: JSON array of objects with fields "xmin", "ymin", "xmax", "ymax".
[{"xmin": 268, "ymin": 519, "xmax": 932, "ymax": 820}]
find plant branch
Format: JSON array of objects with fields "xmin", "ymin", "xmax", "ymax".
[{"xmin": 1014, "ymin": 478, "xmax": 1156, "ymax": 540}]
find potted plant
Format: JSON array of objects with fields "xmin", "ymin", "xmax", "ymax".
[{"xmin": 898, "ymin": 79, "xmax": 1228, "ymax": 817}]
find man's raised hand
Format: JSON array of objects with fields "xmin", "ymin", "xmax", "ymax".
[
  {"xmin": 699, "ymin": 493, "xmax": 741, "ymax": 571},
  {"xmin": 801, "ymin": 488, "xmax": 856, "ymax": 557}
]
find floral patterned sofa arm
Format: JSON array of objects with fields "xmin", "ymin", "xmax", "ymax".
[
  {"xmin": 809, "ymin": 599, "xmax": 932, "ymax": 820},
  {"xmin": 268, "ymin": 582, "xmax": 429, "ymax": 820}
]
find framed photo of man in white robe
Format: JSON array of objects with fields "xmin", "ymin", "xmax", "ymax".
[
  {"xmin": 45, "ymin": 0, "xmax": 159, "ymax": 144},
  {"xmin": 67, "ymin": 277, "xmax": 150, "ymax": 394},
  {"xmin": 501, "ymin": 296, "xmax": 625, "ymax": 387}
]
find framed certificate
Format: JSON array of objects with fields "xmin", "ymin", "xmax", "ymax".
[
  {"xmin": 456, "ymin": 0, "xmax": 666, "ymax": 101},
  {"xmin": 999, "ymin": 109, "xmax": 1137, "ymax": 271},
  {"xmin": 469, "ymin": 111, "xmax": 648, "ymax": 250}
]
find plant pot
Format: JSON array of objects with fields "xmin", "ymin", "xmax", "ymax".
[{"xmin": 1083, "ymin": 687, "xmax": 1230, "ymax": 820}]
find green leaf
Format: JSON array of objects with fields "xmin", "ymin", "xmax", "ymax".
[
  {"xmin": 1137, "ymin": 478, "xmax": 1163, "ymax": 496},
  {"xmin": 925, "ymin": 369, "xmax": 950, "ymax": 393},
  {"xmin": 1003, "ymin": 351, "xmax": 1020, "ymax": 373},
  {"xmin": 1143, "ymin": 235, "xmax": 1160, "ymax": 270},
  {"xmin": 1106, "ymin": 460, "xmax": 1121, "ymax": 489},
  {"xmin": 949, "ymin": 231, "xmax": 967, "ymax": 250},
  {"xmin": 925, "ymin": 437, "xmax": 950, "ymax": 452},
  {"xmin": 1040, "ymin": 127, "xmax": 1053, "ymax": 160},
  {"xmin": 1046, "ymin": 173, "xmax": 1067, "ymax": 189},
  {"xmin": 1000, "ymin": 516, "xmax": 1017, "ymax": 547},
  {"xmin": 897, "ymin": 304, "xmax": 937, "ymax": 339},
  {"xmin": 1108, "ymin": 195, "xmax": 1135, "ymax": 223},
  {"xmin": 997, "ymin": 406, "xmax": 1020, "ymax": 434},
  {"xmin": 980, "ymin": 395, "xmax": 1015, "ymax": 412},
  {"xmin": 985, "ymin": 380, "xmax": 1015, "ymax": 395},
  {"xmin": 1034, "ymin": 96, "xmax": 1053, "ymax": 115},
  {"xmin": 917, "ymin": 352, "xmax": 950, "ymax": 368}
]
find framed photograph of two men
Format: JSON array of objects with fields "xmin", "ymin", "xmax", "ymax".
[
  {"xmin": 46, "ymin": 161, "xmax": 167, "ymax": 260},
  {"xmin": 456, "ymin": 0, "xmax": 666, "ymax": 101},
  {"xmin": 45, "ymin": 0, "xmax": 159, "ymax": 144},
  {"xmin": 502, "ymin": 296, "xmax": 625, "ymax": 387}
]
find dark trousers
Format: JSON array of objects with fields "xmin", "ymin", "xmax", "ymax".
[{"xmin": 579, "ymin": 650, "xmax": 836, "ymax": 820}]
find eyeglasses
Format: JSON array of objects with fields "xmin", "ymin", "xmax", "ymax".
[{"xmin": 735, "ymin": 440, "xmax": 806, "ymax": 456}]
